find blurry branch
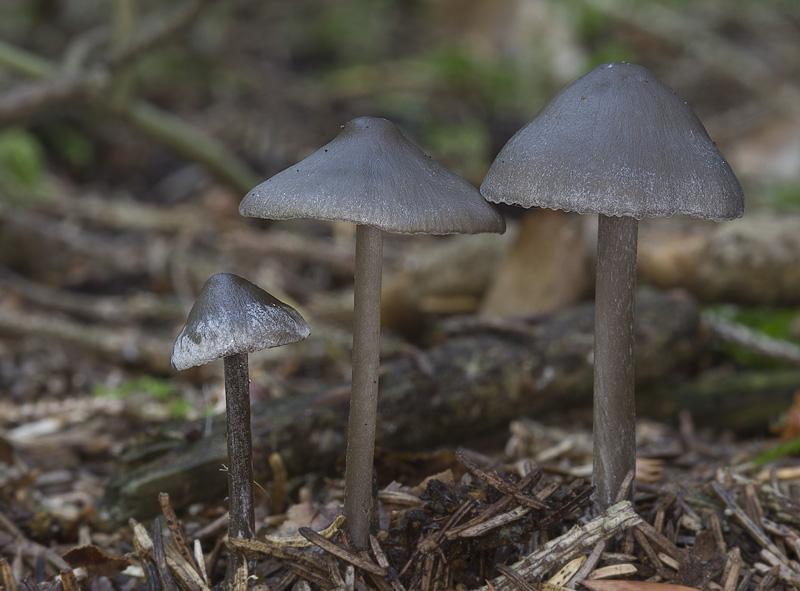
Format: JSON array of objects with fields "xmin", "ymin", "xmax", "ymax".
[
  {"xmin": 0, "ymin": 0, "xmax": 260, "ymax": 195},
  {"xmin": 0, "ymin": 69, "xmax": 108, "ymax": 124},
  {"xmin": 0, "ymin": 305, "xmax": 172, "ymax": 372},
  {"xmin": 3, "ymin": 190, "xmax": 356, "ymax": 275},
  {"xmin": 0, "ymin": 266, "xmax": 182, "ymax": 323},
  {"xmin": 115, "ymin": 101, "xmax": 260, "ymax": 194},
  {"xmin": 109, "ymin": 0, "xmax": 213, "ymax": 68},
  {"xmin": 702, "ymin": 312, "xmax": 800, "ymax": 366},
  {"xmin": 0, "ymin": 41, "xmax": 52, "ymax": 78},
  {"xmin": 109, "ymin": 0, "xmax": 137, "ymax": 107},
  {"xmin": 582, "ymin": 0, "xmax": 800, "ymax": 121}
]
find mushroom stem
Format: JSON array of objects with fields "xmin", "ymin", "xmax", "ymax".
[
  {"xmin": 593, "ymin": 214, "xmax": 638, "ymax": 509},
  {"xmin": 344, "ymin": 223, "xmax": 384, "ymax": 549},
  {"xmin": 223, "ymin": 352, "xmax": 256, "ymax": 541}
]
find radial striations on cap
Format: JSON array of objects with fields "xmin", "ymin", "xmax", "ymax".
[
  {"xmin": 171, "ymin": 273, "xmax": 310, "ymax": 371},
  {"xmin": 240, "ymin": 117, "xmax": 505, "ymax": 235},
  {"xmin": 481, "ymin": 62, "xmax": 744, "ymax": 221}
]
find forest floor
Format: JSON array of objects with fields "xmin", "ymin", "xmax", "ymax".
[{"xmin": 1, "ymin": 1, "xmax": 800, "ymax": 590}]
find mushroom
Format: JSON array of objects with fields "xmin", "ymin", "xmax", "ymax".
[
  {"xmin": 480, "ymin": 62, "xmax": 743, "ymax": 508},
  {"xmin": 240, "ymin": 116, "xmax": 505, "ymax": 547},
  {"xmin": 171, "ymin": 273, "xmax": 310, "ymax": 548}
]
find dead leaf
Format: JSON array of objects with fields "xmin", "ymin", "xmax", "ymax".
[
  {"xmin": 677, "ymin": 530, "xmax": 726, "ymax": 587},
  {"xmin": 548, "ymin": 556, "xmax": 587, "ymax": 586},
  {"xmin": 62, "ymin": 544, "xmax": 130, "ymax": 578},
  {"xmin": 779, "ymin": 392, "xmax": 800, "ymax": 441}
]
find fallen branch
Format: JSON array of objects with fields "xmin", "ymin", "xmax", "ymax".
[
  {"xmin": 0, "ymin": 265, "xmax": 182, "ymax": 323},
  {"xmin": 0, "ymin": 305, "xmax": 171, "ymax": 371},
  {"xmin": 702, "ymin": 312, "xmax": 800, "ymax": 366},
  {"xmin": 0, "ymin": 0, "xmax": 260, "ymax": 194}
]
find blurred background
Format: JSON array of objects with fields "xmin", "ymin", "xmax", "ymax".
[{"xmin": 0, "ymin": 0, "xmax": 799, "ymax": 442}]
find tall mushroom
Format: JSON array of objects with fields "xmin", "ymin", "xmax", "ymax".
[
  {"xmin": 240, "ymin": 116, "xmax": 505, "ymax": 548},
  {"xmin": 481, "ymin": 62, "xmax": 744, "ymax": 508},
  {"xmin": 171, "ymin": 273, "xmax": 310, "ymax": 565}
]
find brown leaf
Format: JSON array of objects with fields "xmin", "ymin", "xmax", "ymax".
[
  {"xmin": 677, "ymin": 530, "xmax": 726, "ymax": 587},
  {"xmin": 779, "ymin": 392, "xmax": 800, "ymax": 441},
  {"xmin": 581, "ymin": 580, "xmax": 702, "ymax": 591},
  {"xmin": 62, "ymin": 545, "xmax": 130, "ymax": 578}
]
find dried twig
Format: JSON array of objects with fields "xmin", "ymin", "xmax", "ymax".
[
  {"xmin": 297, "ymin": 528, "xmax": 387, "ymax": 578},
  {"xmin": 369, "ymin": 536, "xmax": 405, "ymax": 591},
  {"xmin": 753, "ymin": 564, "xmax": 780, "ymax": 591},
  {"xmin": 0, "ymin": 558, "xmax": 17, "ymax": 591},
  {"xmin": 445, "ymin": 467, "xmax": 547, "ymax": 540},
  {"xmin": 59, "ymin": 568, "xmax": 78, "ymax": 591},
  {"xmin": 159, "ymin": 493, "xmax": 199, "ymax": 573},
  {"xmin": 480, "ymin": 501, "xmax": 643, "ymax": 591},
  {"xmin": 496, "ymin": 563, "xmax": 538, "ymax": 591},
  {"xmin": 711, "ymin": 482, "xmax": 789, "ymax": 565},
  {"xmin": 230, "ymin": 516, "xmax": 347, "ymax": 561},
  {"xmin": 568, "ymin": 541, "xmax": 606, "ymax": 588},
  {"xmin": 401, "ymin": 498, "xmax": 475, "ymax": 578},
  {"xmin": 703, "ymin": 313, "xmax": 800, "ymax": 366},
  {"xmin": 634, "ymin": 519, "xmax": 682, "ymax": 561},
  {"xmin": 152, "ymin": 519, "xmax": 179, "ymax": 591},
  {"xmin": 719, "ymin": 548, "xmax": 740, "ymax": 591},
  {"xmin": 456, "ymin": 450, "xmax": 549, "ymax": 510},
  {"xmin": 130, "ymin": 517, "xmax": 210, "ymax": 591}
]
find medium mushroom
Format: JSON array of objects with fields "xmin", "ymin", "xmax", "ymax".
[
  {"xmin": 481, "ymin": 62, "xmax": 744, "ymax": 508},
  {"xmin": 171, "ymin": 273, "xmax": 310, "ymax": 554},
  {"xmin": 240, "ymin": 116, "xmax": 505, "ymax": 548}
]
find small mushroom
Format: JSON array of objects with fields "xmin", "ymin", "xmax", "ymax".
[
  {"xmin": 481, "ymin": 62, "xmax": 743, "ymax": 508},
  {"xmin": 171, "ymin": 273, "xmax": 310, "ymax": 550},
  {"xmin": 240, "ymin": 116, "xmax": 505, "ymax": 547}
]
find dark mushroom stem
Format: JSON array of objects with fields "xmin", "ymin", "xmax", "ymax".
[
  {"xmin": 223, "ymin": 352, "xmax": 255, "ymax": 542},
  {"xmin": 344, "ymin": 223, "xmax": 384, "ymax": 549},
  {"xmin": 593, "ymin": 214, "xmax": 638, "ymax": 509}
]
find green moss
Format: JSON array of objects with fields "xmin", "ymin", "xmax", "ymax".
[
  {"xmin": 753, "ymin": 437, "xmax": 800, "ymax": 466},
  {"xmin": 44, "ymin": 124, "xmax": 95, "ymax": 169},
  {"xmin": 0, "ymin": 127, "xmax": 49, "ymax": 208},
  {"xmin": 766, "ymin": 183, "xmax": 800, "ymax": 209},
  {"xmin": 709, "ymin": 304, "xmax": 800, "ymax": 342},
  {"xmin": 0, "ymin": 128, "xmax": 44, "ymax": 186},
  {"xmin": 94, "ymin": 375, "xmax": 177, "ymax": 400}
]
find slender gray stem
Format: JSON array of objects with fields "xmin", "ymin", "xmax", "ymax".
[
  {"xmin": 593, "ymin": 214, "xmax": 638, "ymax": 509},
  {"xmin": 344, "ymin": 224, "xmax": 383, "ymax": 549},
  {"xmin": 223, "ymin": 352, "xmax": 255, "ymax": 540}
]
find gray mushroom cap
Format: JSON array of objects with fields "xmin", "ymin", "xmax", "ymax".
[
  {"xmin": 171, "ymin": 273, "xmax": 310, "ymax": 371},
  {"xmin": 240, "ymin": 116, "xmax": 506, "ymax": 235},
  {"xmin": 481, "ymin": 62, "xmax": 744, "ymax": 221}
]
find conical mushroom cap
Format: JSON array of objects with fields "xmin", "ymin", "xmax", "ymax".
[
  {"xmin": 481, "ymin": 62, "xmax": 744, "ymax": 221},
  {"xmin": 171, "ymin": 273, "xmax": 310, "ymax": 371},
  {"xmin": 240, "ymin": 116, "xmax": 505, "ymax": 235}
]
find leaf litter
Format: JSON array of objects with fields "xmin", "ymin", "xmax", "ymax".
[{"xmin": 2, "ymin": 408, "xmax": 800, "ymax": 591}]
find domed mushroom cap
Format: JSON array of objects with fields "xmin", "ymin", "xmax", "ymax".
[
  {"xmin": 481, "ymin": 62, "xmax": 744, "ymax": 221},
  {"xmin": 171, "ymin": 273, "xmax": 310, "ymax": 371},
  {"xmin": 240, "ymin": 116, "xmax": 505, "ymax": 235}
]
